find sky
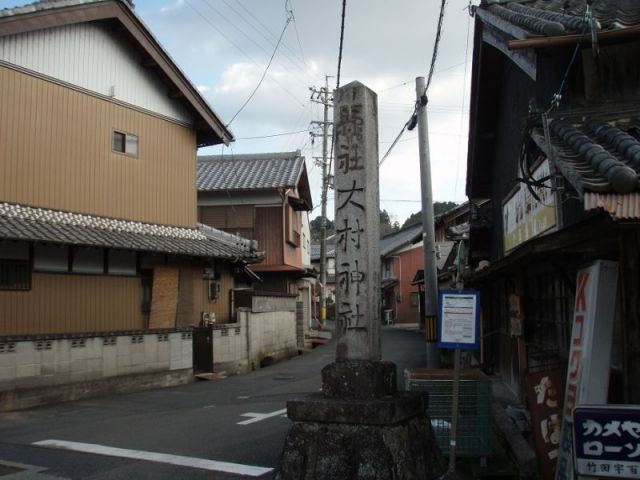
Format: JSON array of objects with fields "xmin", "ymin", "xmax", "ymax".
[{"xmin": 1, "ymin": 0, "xmax": 476, "ymax": 225}]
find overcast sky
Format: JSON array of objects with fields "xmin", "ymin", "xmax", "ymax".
[{"xmin": 2, "ymin": 0, "xmax": 476, "ymax": 224}]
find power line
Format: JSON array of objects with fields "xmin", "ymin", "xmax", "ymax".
[
  {"xmin": 424, "ymin": 0, "xmax": 448, "ymax": 95},
  {"xmin": 183, "ymin": 0, "xmax": 305, "ymax": 109},
  {"xmin": 454, "ymin": 10, "xmax": 472, "ymax": 199},
  {"xmin": 237, "ymin": 128, "xmax": 309, "ymax": 140},
  {"xmin": 379, "ymin": 0, "xmax": 448, "ymax": 166},
  {"xmin": 289, "ymin": 0, "xmax": 307, "ymax": 68},
  {"xmin": 226, "ymin": 11, "xmax": 293, "ymax": 126},
  {"xmin": 201, "ymin": 0, "xmax": 311, "ymax": 90},
  {"xmin": 336, "ymin": 0, "xmax": 347, "ymax": 89},
  {"xmin": 235, "ymin": 0, "xmax": 312, "ymax": 75}
]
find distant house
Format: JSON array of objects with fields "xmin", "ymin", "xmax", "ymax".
[
  {"xmin": 310, "ymin": 238, "xmax": 336, "ymax": 304},
  {"xmin": 380, "ymin": 223, "xmax": 457, "ymax": 325},
  {"xmin": 0, "ymin": 0, "xmax": 264, "ymax": 410},
  {"xmin": 197, "ymin": 151, "xmax": 316, "ymax": 344}
]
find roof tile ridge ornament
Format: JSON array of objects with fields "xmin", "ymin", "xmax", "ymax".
[
  {"xmin": 0, "ymin": 202, "xmax": 207, "ymax": 241},
  {"xmin": 197, "ymin": 222, "xmax": 264, "ymax": 258},
  {"xmin": 489, "ymin": 3, "xmax": 567, "ymax": 36},
  {"xmin": 551, "ymin": 120, "xmax": 638, "ymax": 193},
  {"xmin": 505, "ymin": 2, "xmax": 594, "ymax": 33}
]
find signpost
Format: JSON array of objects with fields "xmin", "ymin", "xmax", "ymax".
[
  {"xmin": 573, "ymin": 405, "xmax": 640, "ymax": 478},
  {"xmin": 438, "ymin": 290, "xmax": 481, "ymax": 473}
]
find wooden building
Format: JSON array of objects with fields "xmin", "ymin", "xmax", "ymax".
[
  {"xmin": 197, "ymin": 152, "xmax": 316, "ymax": 343},
  {"xmin": 0, "ymin": 0, "xmax": 262, "ymax": 409},
  {"xmin": 467, "ymin": 0, "xmax": 640, "ymax": 408}
]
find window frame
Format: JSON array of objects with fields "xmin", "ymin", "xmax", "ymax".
[{"xmin": 112, "ymin": 130, "xmax": 139, "ymax": 158}]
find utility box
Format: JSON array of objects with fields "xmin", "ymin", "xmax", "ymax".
[{"xmin": 405, "ymin": 368, "xmax": 492, "ymax": 457}]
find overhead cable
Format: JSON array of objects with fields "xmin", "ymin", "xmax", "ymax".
[
  {"xmin": 226, "ymin": 10, "xmax": 293, "ymax": 126},
  {"xmin": 379, "ymin": 0, "xmax": 448, "ymax": 166}
]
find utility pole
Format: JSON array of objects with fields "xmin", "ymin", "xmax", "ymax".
[
  {"xmin": 309, "ymin": 75, "xmax": 333, "ymax": 326},
  {"xmin": 416, "ymin": 76, "xmax": 440, "ymax": 368}
]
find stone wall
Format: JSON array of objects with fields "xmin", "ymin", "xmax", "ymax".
[{"xmin": 0, "ymin": 329, "xmax": 192, "ymax": 411}]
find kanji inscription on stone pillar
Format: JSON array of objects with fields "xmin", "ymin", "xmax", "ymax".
[{"xmin": 333, "ymin": 81, "xmax": 381, "ymax": 362}]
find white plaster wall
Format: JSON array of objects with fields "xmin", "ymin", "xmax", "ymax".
[
  {"xmin": 0, "ymin": 23, "xmax": 193, "ymax": 124},
  {"xmin": 245, "ymin": 310, "xmax": 297, "ymax": 368},
  {"xmin": 0, "ymin": 331, "xmax": 192, "ymax": 391},
  {"xmin": 252, "ymin": 295, "xmax": 296, "ymax": 313}
]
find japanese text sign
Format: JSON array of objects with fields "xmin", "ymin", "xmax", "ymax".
[
  {"xmin": 573, "ymin": 406, "xmax": 640, "ymax": 478},
  {"xmin": 437, "ymin": 290, "xmax": 480, "ymax": 350}
]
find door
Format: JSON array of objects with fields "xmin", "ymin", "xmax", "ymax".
[{"xmin": 192, "ymin": 327, "xmax": 213, "ymax": 373}]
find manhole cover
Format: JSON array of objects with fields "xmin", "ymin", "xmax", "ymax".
[{"xmin": 272, "ymin": 374, "xmax": 294, "ymax": 381}]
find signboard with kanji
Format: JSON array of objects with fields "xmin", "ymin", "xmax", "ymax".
[
  {"xmin": 437, "ymin": 290, "xmax": 480, "ymax": 350},
  {"xmin": 555, "ymin": 260, "xmax": 618, "ymax": 480},
  {"xmin": 573, "ymin": 406, "xmax": 640, "ymax": 478},
  {"xmin": 525, "ymin": 370, "xmax": 564, "ymax": 480}
]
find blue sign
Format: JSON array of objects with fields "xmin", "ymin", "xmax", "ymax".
[
  {"xmin": 573, "ymin": 406, "xmax": 640, "ymax": 478},
  {"xmin": 437, "ymin": 290, "xmax": 480, "ymax": 350}
]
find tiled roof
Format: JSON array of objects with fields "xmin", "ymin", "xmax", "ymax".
[
  {"xmin": 483, "ymin": 0, "xmax": 640, "ymax": 37},
  {"xmin": 198, "ymin": 152, "xmax": 305, "ymax": 191},
  {"xmin": 0, "ymin": 0, "xmax": 112, "ymax": 18},
  {"xmin": 310, "ymin": 242, "xmax": 335, "ymax": 261},
  {"xmin": 532, "ymin": 115, "xmax": 640, "ymax": 196},
  {"xmin": 379, "ymin": 223, "xmax": 423, "ymax": 257},
  {"xmin": 0, "ymin": 203, "xmax": 263, "ymax": 262}
]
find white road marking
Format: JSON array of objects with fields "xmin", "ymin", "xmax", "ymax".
[
  {"xmin": 32, "ymin": 439, "xmax": 272, "ymax": 477},
  {"xmin": 237, "ymin": 408, "xmax": 288, "ymax": 425}
]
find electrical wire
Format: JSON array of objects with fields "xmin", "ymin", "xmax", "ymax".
[
  {"xmin": 184, "ymin": 0, "xmax": 305, "ymax": 109},
  {"xmin": 237, "ymin": 129, "xmax": 309, "ymax": 140},
  {"xmin": 336, "ymin": 0, "xmax": 347, "ymax": 90},
  {"xmin": 454, "ymin": 8, "xmax": 472, "ymax": 199},
  {"xmin": 226, "ymin": 11, "xmax": 293, "ymax": 126},
  {"xmin": 379, "ymin": 0, "xmax": 448, "ymax": 166},
  {"xmin": 289, "ymin": 0, "xmax": 308, "ymax": 68}
]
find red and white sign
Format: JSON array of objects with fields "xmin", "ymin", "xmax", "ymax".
[{"xmin": 555, "ymin": 260, "xmax": 618, "ymax": 480}]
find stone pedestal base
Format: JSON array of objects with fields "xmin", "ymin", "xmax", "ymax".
[{"xmin": 275, "ymin": 393, "xmax": 444, "ymax": 480}]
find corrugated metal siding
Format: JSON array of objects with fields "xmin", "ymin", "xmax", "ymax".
[
  {"xmin": 0, "ymin": 23, "xmax": 193, "ymax": 124},
  {"xmin": 0, "ymin": 65, "xmax": 197, "ymax": 227},
  {"xmin": 254, "ymin": 206, "xmax": 283, "ymax": 266},
  {"xmin": 0, "ymin": 273, "xmax": 144, "ymax": 336},
  {"xmin": 584, "ymin": 192, "xmax": 640, "ymax": 220}
]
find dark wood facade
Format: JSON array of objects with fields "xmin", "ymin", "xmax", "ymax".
[{"xmin": 466, "ymin": 11, "xmax": 639, "ymax": 404}]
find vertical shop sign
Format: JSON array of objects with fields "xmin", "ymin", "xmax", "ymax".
[{"xmin": 555, "ymin": 261, "xmax": 618, "ymax": 480}]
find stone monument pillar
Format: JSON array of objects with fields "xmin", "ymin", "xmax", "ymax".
[{"xmin": 275, "ymin": 81, "xmax": 443, "ymax": 480}]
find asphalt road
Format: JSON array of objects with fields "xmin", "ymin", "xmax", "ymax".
[{"xmin": 0, "ymin": 325, "xmax": 427, "ymax": 479}]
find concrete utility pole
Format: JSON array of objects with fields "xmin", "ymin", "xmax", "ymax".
[
  {"xmin": 310, "ymin": 75, "xmax": 332, "ymax": 326},
  {"xmin": 416, "ymin": 76, "xmax": 440, "ymax": 368}
]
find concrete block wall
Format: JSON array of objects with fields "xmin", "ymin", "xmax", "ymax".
[
  {"xmin": 0, "ymin": 331, "xmax": 192, "ymax": 393},
  {"xmin": 212, "ymin": 315, "xmax": 249, "ymax": 375}
]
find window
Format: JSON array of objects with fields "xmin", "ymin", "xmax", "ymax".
[
  {"xmin": 285, "ymin": 206, "xmax": 300, "ymax": 247},
  {"xmin": 108, "ymin": 250, "xmax": 137, "ymax": 276},
  {"xmin": 33, "ymin": 245, "xmax": 69, "ymax": 273},
  {"xmin": 112, "ymin": 131, "xmax": 139, "ymax": 156},
  {"xmin": 72, "ymin": 248, "xmax": 104, "ymax": 274},
  {"xmin": 0, "ymin": 260, "xmax": 31, "ymax": 290},
  {"xmin": 0, "ymin": 242, "xmax": 31, "ymax": 290}
]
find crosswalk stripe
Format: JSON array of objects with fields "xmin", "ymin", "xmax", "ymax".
[{"xmin": 32, "ymin": 439, "xmax": 273, "ymax": 477}]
